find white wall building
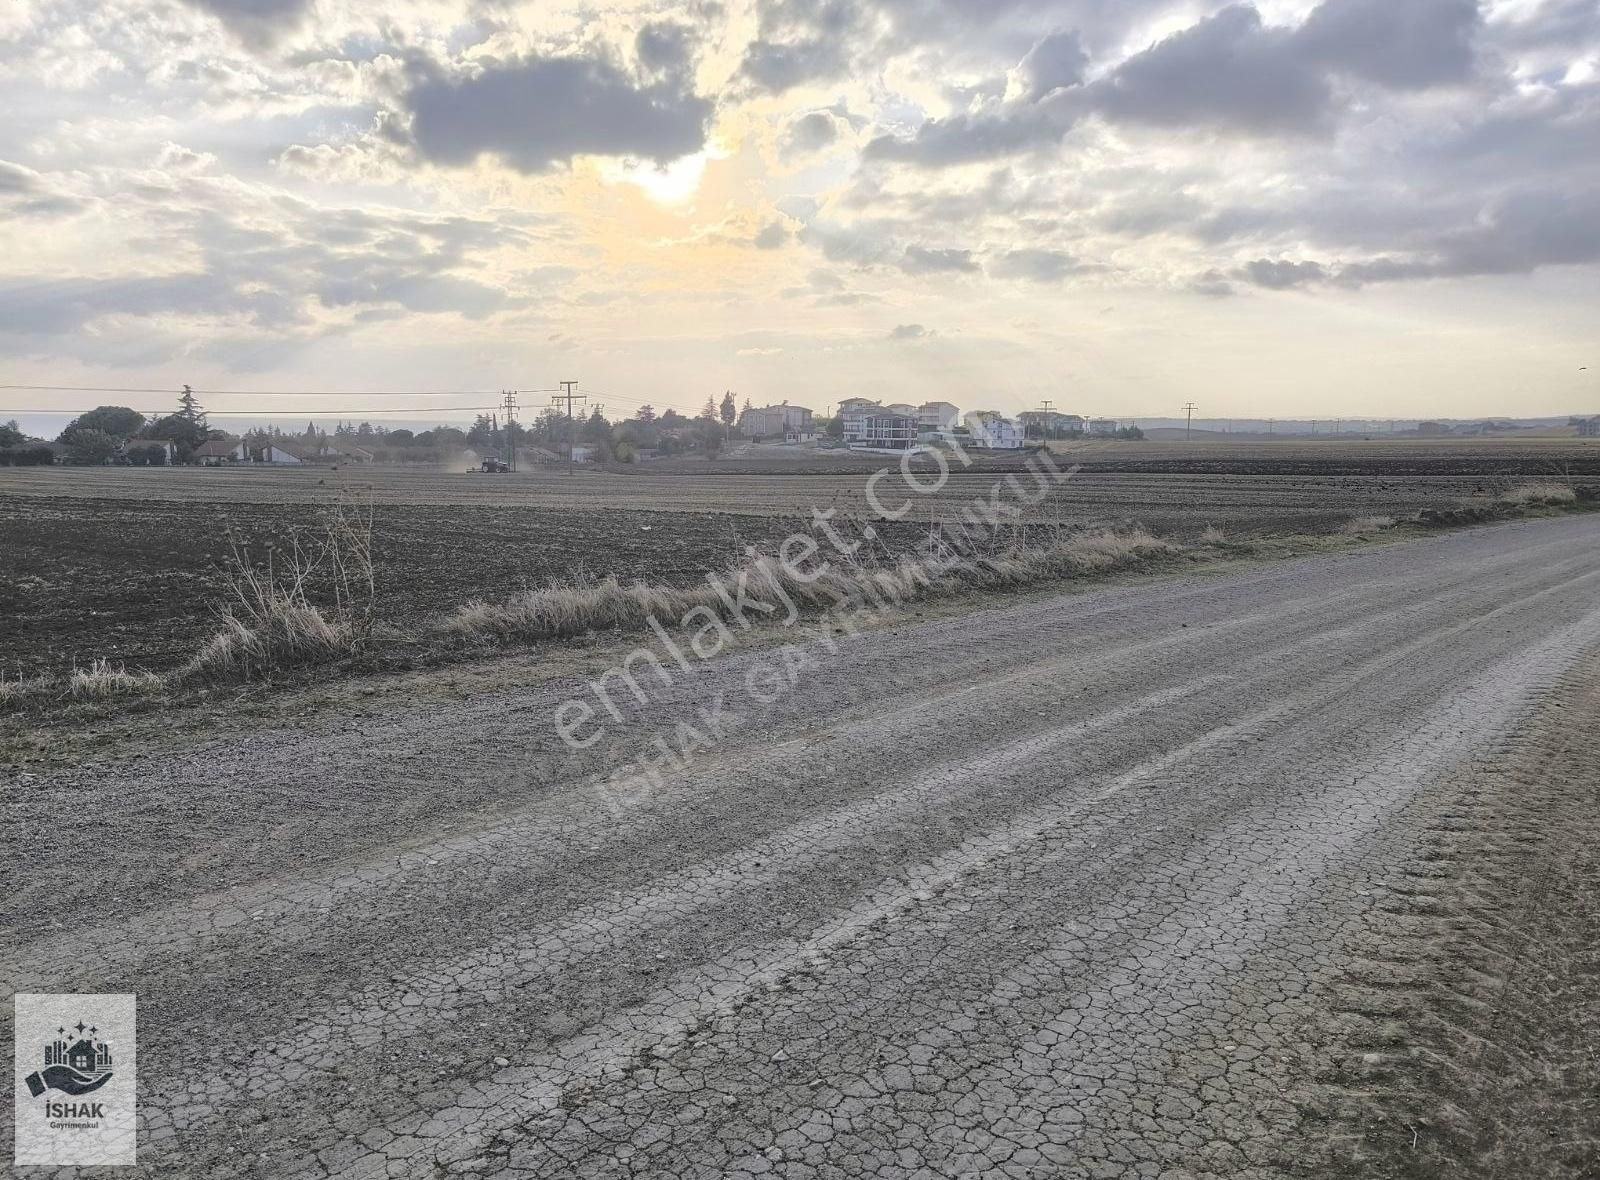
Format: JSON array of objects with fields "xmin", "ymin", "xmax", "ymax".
[
  {"xmin": 917, "ymin": 401, "xmax": 960, "ymax": 435},
  {"xmin": 842, "ymin": 402, "xmax": 919, "ymax": 450},
  {"xmin": 963, "ymin": 411, "xmax": 1026, "ymax": 450}
]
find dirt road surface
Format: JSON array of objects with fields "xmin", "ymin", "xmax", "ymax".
[{"xmin": 7, "ymin": 515, "xmax": 1599, "ymax": 1178}]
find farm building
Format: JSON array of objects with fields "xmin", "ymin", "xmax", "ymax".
[
  {"xmin": 1578, "ymin": 417, "xmax": 1600, "ymax": 437},
  {"xmin": 1087, "ymin": 418, "xmax": 1120, "ymax": 436}
]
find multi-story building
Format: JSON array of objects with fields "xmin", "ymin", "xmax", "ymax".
[
  {"xmin": 740, "ymin": 403, "xmax": 815, "ymax": 440},
  {"xmin": 1019, "ymin": 411, "xmax": 1085, "ymax": 437},
  {"xmin": 1087, "ymin": 418, "xmax": 1120, "ymax": 436},
  {"xmin": 917, "ymin": 401, "xmax": 960, "ymax": 435},
  {"xmin": 842, "ymin": 402, "xmax": 920, "ymax": 450},
  {"xmin": 964, "ymin": 411, "xmax": 1026, "ymax": 449}
]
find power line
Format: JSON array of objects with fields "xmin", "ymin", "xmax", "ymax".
[
  {"xmin": 553, "ymin": 381, "xmax": 586, "ymax": 476},
  {"xmin": 0, "ymin": 405, "xmax": 506, "ymax": 416}
]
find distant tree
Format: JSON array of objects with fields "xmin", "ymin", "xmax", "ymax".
[
  {"xmin": 697, "ymin": 417, "xmax": 724, "ymax": 460},
  {"xmin": 582, "ymin": 407, "xmax": 612, "ymax": 443},
  {"xmin": 64, "ymin": 428, "xmax": 118, "ymax": 464},
  {"xmin": 0, "ymin": 443, "xmax": 55, "ymax": 466},
  {"xmin": 60, "ymin": 405, "xmax": 145, "ymax": 442},
  {"xmin": 123, "ymin": 441, "xmax": 169, "ymax": 466},
  {"xmin": 636, "ymin": 404, "xmax": 656, "ymax": 423},
  {"xmin": 1115, "ymin": 425, "xmax": 1145, "ymax": 440},
  {"xmin": 431, "ymin": 426, "xmax": 468, "ymax": 450},
  {"xmin": 143, "ymin": 412, "xmax": 208, "ymax": 455},
  {"xmin": 386, "ymin": 428, "xmax": 415, "ymax": 445},
  {"xmin": 659, "ymin": 408, "xmax": 685, "ymax": 427},
  {"xmin": 177, "ymin": 385, "xmax": 205, "ymax": 428},
  {"xmin": 0, "ymin": 419, "xmax": 24, "ymax": 447},
  {"xmin": 701, "ymin": 395, "xmax": 718, "ymax": 421},
  {"xmin": 467, "ymin": 413, "xmax": 498, "ymax": 450},
  {"xmin": 357, "ymin": 421, "xmax": 374, "ymax": 439},
  {"xmin": 719, "ymin": 390, "xmax": 736, "ymax": 427},
  {"xmin": 822, "ymin": 415, "xmax": 843, "ymax": 439}
]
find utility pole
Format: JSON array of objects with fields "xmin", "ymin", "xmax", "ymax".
[
  {"xmin": 553, "ymin": 380, "xmax": 586, "ymax": 476},
  {"xmin": 1182, "ymin": 401, "xmax": 1198, "ymax": 440},
  {"xmin": 501, "ymin": 389, "xmax": 518, "ymax": 472}
]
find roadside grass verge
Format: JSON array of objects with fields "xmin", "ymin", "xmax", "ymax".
[
  {"xmin": 439, "ymin": 526, "xmax": 1178, "ymax": 645},
  {"xmin": 2, "ymin": 483, "xmax": 1594, "ymax": 716}
]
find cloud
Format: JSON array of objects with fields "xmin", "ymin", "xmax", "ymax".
[
  {"xmin": 1013, "ymin": 29, "xmax": 1088, "ymax": 101},
  {"xmin": 181, "ymin": 0, "xmax": 312, "ymax": 49},
  {"xmin": 986, "ymin": 247, "xmax": 1080, "ymax": 282},
  {"xmin": 901, "ymin": 244, "xmax": 977, "ymax": 273},
  {"xmin": 889, "ymin": 322, "xmax": 929, "ymax": 338},
  {"xmin": 782, "ymin": 110, "xmax": 842, "ymax": 156},
  {"xmin": 1295, "ymin": 0, "xmax": 1481, "ymax": 90},
  {"xmin": 405, "ymin": 55, "xmax": 713, "ymax": 173},
  {"xmin": 754, "ymin": 221, "xmax": 790, "ymax": 249},
  {"xmin": 1096, "ymin": 6, "xmax": 1332, "ymax": 136},
  {"xmin": 1237, "ymin": 258, "xmax": 1329, "ymax": 289}
]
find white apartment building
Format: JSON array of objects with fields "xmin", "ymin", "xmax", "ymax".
[
  {"xmin": 963, "ymin": 411, "xmax": 1026, "ymax": 449},
  {"xmin": 917, "ymin": 401, "xmax": 960, "ymax": 435}
]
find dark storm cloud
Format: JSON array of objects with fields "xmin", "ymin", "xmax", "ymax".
[
  {"xmin": 182, "ymin": 0, "xmax": 312, "ymax": 48},
  {"xmin": 405, "ymin": 56, "xmax": 712, "ymax": 173},
  {"xmin": 889, "ymin": 322, "xmax": 929, "ymax": 338},
  {"xmin": 901, "ymin": 244, "xmax": 978, "ymax": 272}
]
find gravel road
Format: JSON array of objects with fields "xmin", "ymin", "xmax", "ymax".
[{"xmin": 7, "ymin": 514, "xmax": 1599, "ymax": 1178}]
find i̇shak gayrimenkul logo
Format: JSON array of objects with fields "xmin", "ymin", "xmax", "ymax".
[{"xmin": 13, "ymin": 993, "xmax": 137, "ymax": 1166}]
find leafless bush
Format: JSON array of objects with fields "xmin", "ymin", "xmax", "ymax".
[{"xmin": 1199, "ymin": 525, "xmax": 1227, "ymax": 545}]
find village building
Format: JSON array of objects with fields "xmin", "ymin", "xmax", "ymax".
[{"xmin": 963, "ymin": 411, "xmax": 1026, "ymax": 449}]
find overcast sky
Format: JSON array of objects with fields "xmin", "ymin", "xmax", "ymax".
[{"xmin": 1, "ymin": 0, "xmax": 1597, "ymax": 423}]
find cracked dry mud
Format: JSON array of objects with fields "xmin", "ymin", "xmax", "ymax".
[{"xmin": 6, "ymin": 514, "xmax": 1599, "ymax": 1178}]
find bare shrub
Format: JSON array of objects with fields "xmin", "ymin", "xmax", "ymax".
[
  {"xmin": 1498, "ymin": 482, "xmax": 1577, "ymax": 507},
  {"xmin": 1199, "ymin": 525, "xmax": 1227, "ymax": 545}
]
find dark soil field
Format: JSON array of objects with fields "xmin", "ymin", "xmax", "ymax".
[{"xmin": 3, "ymin": 437, "xmax": 1596, "ymax": 678}]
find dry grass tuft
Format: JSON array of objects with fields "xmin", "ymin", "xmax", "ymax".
[
  {"xmin": 442, "ymin": 526, "xmax": 1179, "ymax": 645},
  {"xmin": 1342, "ymin": 514, "xmax": 1396, "ymax": 535},
  {"xmin": 67, "ymin": 659, "xmax": 163, "ymax": 700},
  {"xmin": 181, "ymin": 491, "xmax": 375, "ymax": 683},
  {"xmin": 1198, "ymin": 525, "xmax": 1227, "ymax": 545},
  {"xmin": 1498, "ymin": 482, "xmax": 1577, "ymax": 507}
]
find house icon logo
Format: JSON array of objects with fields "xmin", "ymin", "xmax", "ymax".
[{"xmin": 25, "ymin": 1019, "xmax": 115, "ymax": 1098}]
